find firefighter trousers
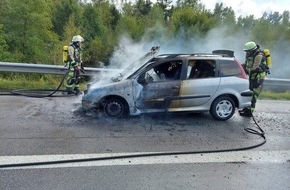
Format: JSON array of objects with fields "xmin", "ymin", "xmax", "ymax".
[
  {"xmin": 249, "ymin": 77, "xmax": 264, "ymax": 111},
  {"xmin": 66, "ymin": 69, "xmax": 80, "ymax": 93}
]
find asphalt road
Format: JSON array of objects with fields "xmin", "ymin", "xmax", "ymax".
[{"xmin": 0, "ymin": 95, "xmax": 289, "ymax": 190}]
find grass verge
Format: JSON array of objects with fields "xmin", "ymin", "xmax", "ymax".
[
  {"xmin": 0, "ymin": 75, "xmax": 86, "ymax": 92},
  {"xmin": 1, "ymin": 77, "xmax": 289, "ymax": 100},
  {"xmin": 260, "ymin": 90, "xmax": 290, "ymax": 100}
]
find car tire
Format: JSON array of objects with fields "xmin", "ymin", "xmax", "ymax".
[
  {"xmin": 103, "ymin": 98, "xmax": 128, "ymax": 118},
  {"xmin": 210, "ymin": 96, "xmax": 235, "ymax": 121}
]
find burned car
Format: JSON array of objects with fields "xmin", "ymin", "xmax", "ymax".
[{"xmin": 82, "ymin": 47, "xmax": 252, "ymax": 121}]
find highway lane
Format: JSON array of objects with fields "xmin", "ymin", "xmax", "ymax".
[{"xmin": 0, "ymin": 95, "xmax": 289, "ymax": 189}]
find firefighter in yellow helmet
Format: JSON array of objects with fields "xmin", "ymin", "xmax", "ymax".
[
  {"xmin": 239, "ymin": 41, "xmax": 266, "ymax": 117},
  {"xmin": 65, "ymin": 35, "xmax": 84, "ymax": 95}
]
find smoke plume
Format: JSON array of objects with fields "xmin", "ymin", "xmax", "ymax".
[{"xmin": 89, "ymin": 24, "xmax": 290, "ymax": 90}]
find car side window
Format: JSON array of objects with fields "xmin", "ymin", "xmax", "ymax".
[
  {"xmin": 143, "ymin": 61, "xmax": 182, "ymax": 82},
  {"xmin": 187, "ymin": 60, "xmax": 216, "ymax": 79},
  {"xmin": 219, "ymin": 60, "xmax": 242, "ymax": 77}
]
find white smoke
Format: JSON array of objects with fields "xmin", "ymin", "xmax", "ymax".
[
  {"xmin": 89, "ymin": 24, "xmax": 289, "ymax": 91},
  {"xmin": 108, "ymin": 34, "xmax": 149, "ymax": 69},
  {"xmin": 264, "ymin": 40, "xmax": 290, "ymax": 79}
]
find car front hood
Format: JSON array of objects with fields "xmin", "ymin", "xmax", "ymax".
[{"xmin": 82, "ymin": 80, "xmax": 132, "ymax": 102}]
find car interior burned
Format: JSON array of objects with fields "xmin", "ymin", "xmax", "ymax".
[{"xmin": 140, "ymin": 59, "xmax": 216, "ymax": 83}]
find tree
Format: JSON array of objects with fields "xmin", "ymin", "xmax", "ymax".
[
  {"xmin": 0, "ymin": 24, "xmax": 10, "ymax": 61},
  {"xmin": 236, "ymin": 15, "xmax": 256, "ymax": 36},
  {"xmin": 134, "ymin": 0, "xmax": 152, "ymax": 17},
  {"xmin": 2, "ymin": 0, "xmax": 58, "ymax": 63},
  {"xmin": 170, "ymin": 6, "xmax": 214, "ymax": 38},
  {"xmin": 253, "ymin": 11, "xmax": 290, "ymax": 47},
  {"xmin": 282, "ymin": 11, "xmax": 290, "ymax": 27},
  {"xmin": 156, "ymin": 0, "xmax": 173, "ymax": 22},
  {"xmin": 264, "ymin": 11, "xmax": 282, "ymax": 25},
  {"xmin": 51, "ymin": 0, "xmax": 82, "ymax": 39},
  {"xmin": 115, "ymin": 15, "xmax": 145, "ymax": 41},
  {"xmin": 142, "ymin": 5, "xmax": 167, "ymax": 41},
  {"xmin": 82, "ymin": 4, "xmax": 105, "ymax": 42},
  {"xmin": 212, "ymin": 3, "xmax": 236, "ymax": 27},
  {"xmin": 176, "ymin": 0, "xmax": 199, "ymax": 9}
]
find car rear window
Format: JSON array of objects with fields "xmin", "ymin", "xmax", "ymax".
[
  {"xmin": 219, "ymin": 60, "xmax": 242, "ymax": 77},
  {"xmin": 187, "ymin": 60, "xmax": 216, "ymax": 79}
]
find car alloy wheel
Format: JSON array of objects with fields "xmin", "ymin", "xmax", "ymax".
[{"xmin": 210, "ymin": 96, "xmax": 235, "ymax": 121}]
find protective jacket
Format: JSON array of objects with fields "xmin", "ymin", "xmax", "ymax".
[
  {"xmin": 67, "ymin": 43, "xmax": 82, "ymax": 69},
  {"xmin": 245, "ymin": 50, "xmax": 266, "ymax": 80}
]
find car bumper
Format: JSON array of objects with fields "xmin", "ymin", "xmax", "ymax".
[{"xmin": 241, "ymin": 90, "xmax": 253, "ymax": 97}]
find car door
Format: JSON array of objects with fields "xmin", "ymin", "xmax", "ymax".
[
  {"xmin": 134, "ymin": 60, "xmax": 183, "ymax": 112},
  {"xmin": 179, "ymin": 59, "xmax": 220, "ymax": 108}
]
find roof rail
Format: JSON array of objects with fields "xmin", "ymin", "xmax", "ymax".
[
  {"xmin": 155, "ymin": 51, "xmax": 235, "ymax": 59},
  {"xmin": 212, "ymin": 50, "xmax": 235, "ymax": 57}
]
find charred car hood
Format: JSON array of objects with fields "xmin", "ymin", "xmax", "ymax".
[{"xmin": 82, "ymin": 80, "xmax": 132, "ymax": 101}]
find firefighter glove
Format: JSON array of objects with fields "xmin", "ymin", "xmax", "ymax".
[
  {"xmin": 75, "ymin": 66, "xmax": 80, "ymax": 71},
  {"xmin": 71, "ymin": 61, "xmax": 77, "ymax": 67},
  {"xmin": 242, "ymin": 64, "xmax": 248, "ymax": 75},
  {"xmin": 253, "ymin": 67, "xmax": 260, "ymax": 73}
]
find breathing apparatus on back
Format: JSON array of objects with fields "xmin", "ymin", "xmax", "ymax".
[
  {"xmin": 244, "ymin": 41, "xmax": 272, "ymax": 75},
  {"xmin": 262, "ymin": 49, "xmax": 271, "ymax": 74},
  {"xmin": 63, "ymin": 45, "xmax": 69, "ymax": 64},
  {"xmin": 255, "ymin": 48, "xmax": 271, "ymax": 75}
]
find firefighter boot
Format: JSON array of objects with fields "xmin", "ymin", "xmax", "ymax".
[
  {"xmin": 239, "ymin": 107, "xmax": 252, "ymax": 117},
  {"xmin": 66, "ymin": 87, "xmax": 74, "ymax": 95},
  {"xmin": 74, "ymin": 87, "xmax": 81, "ymax": 95}
]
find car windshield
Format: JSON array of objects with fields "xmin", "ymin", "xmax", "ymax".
[{"xmin": 112, "ymin": 46, "xmax": 160, "ymax": 81}]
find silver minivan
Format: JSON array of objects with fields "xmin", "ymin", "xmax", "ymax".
[{"xmin": 82, "ymin": 49, "xmax": 252, "ymax": 121}]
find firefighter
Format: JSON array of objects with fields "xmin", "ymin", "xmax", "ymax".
[
  {"xmin": 240, "ymin": 41, "xmax": 266, "ymax": 117},
  {"xmin": 66, "ymin": 35, "xmax": 84, "ymax": 95}
]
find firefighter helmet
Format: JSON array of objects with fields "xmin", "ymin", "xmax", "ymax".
[
  {"xmin": 244, "ymin": 41, "xmax": 257, "ymax": 51},
  {"xmin": 72, "ymin": 35, "xmax": 84, "ymax": 42}
]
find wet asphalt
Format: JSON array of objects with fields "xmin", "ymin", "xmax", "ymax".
[{"xmin": 0, "ymin": 95, "xmax": 289, "ymax": 190}]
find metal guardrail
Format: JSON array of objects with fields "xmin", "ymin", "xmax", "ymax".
[
  {"xmin": 0, "ymin": 62, "xmax": 119, "ymax": 76},
  {"xmin": 0, "ymin": 62, "xmax": 289, "ymax": 92},
  {"xmin": 263, "ymin": 78, "xmax": 290, "ymax": 92}
]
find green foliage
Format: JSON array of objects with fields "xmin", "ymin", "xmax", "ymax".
[
  {"xmin": 176, "ymin": 0, "xmax": 200, "ymax": 9},
  {"xmin": 260, "ymin": 90, "xmax": 290, "ymax": 100},
  {"xmin": 170, "ymin": 7, "xmax": 214, "ymax": 38},
  {"xmin": 212, "ymin": 3, "xmax": 236, "ymax": 27},
  {"xmin": 142, "ymin": 6, "xmax": 167, "ymax": 41},
  {"xmin": 85, "ymin": 34, "xmax": 115, "ymax": 66},
  {"xmin": 0, "ymin": 0, "xmax": 290, "ymax": 82},
  {"xmin": 134, "ymin": 0, "xmax": 152, "ymax": 17},
  {"xmin": 82, "ymin": 4, "xmax": 104, "ymax": 42},
  {"xmin": 236, "ymin": 15, "xmax": 257, "ymax": 36},
  {"xmin": 1, "ymin": 0, "xmax": 58, "ymax": 63},
  {"xmin": 51, "ymin": 0, "xmax": 82, "ymax": 38},
  {"xmin": 0, "ymin": 24, "xmax": 10, "ymax": 61},
  {"xmin": 0, "ymin": 73, "xmax": 80, "ymax": 91},
  {"xmin": 156, "ymin": 0, "xmax": 173, "ymax": 22},
  {"xmin": 115, "ymin": 15, "xmax": 144, "ymax": 41}
]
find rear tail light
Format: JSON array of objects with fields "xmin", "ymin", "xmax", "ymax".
[{"xmin": 234, "ymin": 58, "xmax": 248, "ymax": 79}]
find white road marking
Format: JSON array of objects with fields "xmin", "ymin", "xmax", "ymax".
[{"xmin": 0, "ymin": 150, "xmax": 289, "ymax": 169}]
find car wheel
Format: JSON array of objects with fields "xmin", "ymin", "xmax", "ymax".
[
  {"xmin": 103, "ymin": 98, "xmax": 128, "ymax": 118},
  {"xmin": 210, "ymin": 96, "xmax": 235, "ymax": 121}
]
